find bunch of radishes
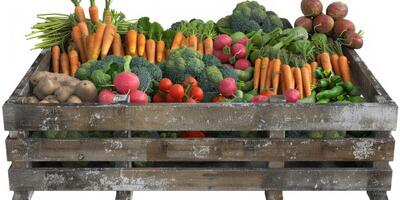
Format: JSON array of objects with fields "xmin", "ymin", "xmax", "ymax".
[
  {"xmin": 98, "ymin": 71, "xmax": 148, "ymax": 104},
  {"xmin": 213, "ymin": 34, "xmax": 252, "ymax": 70},
  {"xmin": 152, "ymin": 77, "xmax": 204, "ymax": 104},
  {"xmin": 295, "ymin": 0, "xmax": 363, "ymax": 49}
]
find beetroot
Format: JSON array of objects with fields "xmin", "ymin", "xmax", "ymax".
[
  {"xmin": 252, "ymin": 95, "xmax": 270, "ymax": 103},
  {"xmin": 333, "ymin": 19, "xmax": 355, "ymax": 37},
  {"xmin": 231, "ymin": 32, "xmax": 246, "ymax": 44},
  {"xmin": 235, "ymin": 59, "xmax": 251, "ymax": 70},
  {"xmin": 218, "ymin": 78, "xmax": 237, "ymax": 97},
  {"xmin": 98, "ymin": 90, "xmax": 116, "ymax": 104},
  {"xmin": 214, "ymin": 34, "xmax": 232, "ymax": 50},
  {"xmin": 344, "ymin": 31, "xmax": 364, "ymax": 49},
  {"xmin": 301, "ymin": 0, "xmax": 323, "ymax": 17},
  {"xmin": 313, "ymin": 14, "xmax": 335, "ymax": 33},
  {"xmin": 213, "ymin": 50, "xmax": 231, "ymax": 64},
  {"xmin": 113, "ymin": 72, "xmax": 140, "ymax": 94},
  {"xmin": 130, "ymin": 90, "xmax": 148, "ymax": 104},
  {"xmin": 285, "ymin": 89, "xmax": 300, "ymax": 103},
  {"xmin": 294, "ymin": 16, "xmax": 313, "ymax": 33},
  {"xmin": 237, "ymin": 37, "xmax": 251, "ymax": 45},
  {"xmin": 326, "ymin": 1, "xmax": 348, "ymax": 20},
  {"xmin": 231, "ymin": 43, "xmax": 247, "ymax": 59}
]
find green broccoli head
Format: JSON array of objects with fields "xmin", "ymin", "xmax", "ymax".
[
  {"xmin": 146, "ymin": 63, "xmax": 163, "ymax": 81},
  {"xmin": 130, "ymin": 57, "xmax": 149, "ymax": 69},
  {"xmin": 261, "ymin": 14, "xmax": 283, "ymax": 33},
  {"xmin": 217, "ymin": 16, "xmax": 231, "ymax": 29},
  {"xmin": 219, "ymin": 65, "xmax": 238, "ymax": 81},
  {"xmin": 230, "ymin": 15, "xmax": 261, "ymax": 33},
  {"xmin": 131, "ymin": 67, "xmax": 154, "ymax": 94},
  {"xmin": 206, "ymin": 66, "xmax": 224, "ymax": 84},
  {"xmin": 163, "ymin": 69, "xmax": 187, "ymax": 84},
  {"xmin": 104, "ymin": 55, "xmax": 125, "ymax": 67},
  {"xmin": 75, "ymin": 61, "xmax": 93, "ymax": 80},
  {"xmin": 90, "ymin": 70, "xmax": 112, "ymax": 86},
  {"xmin": 232, "ymin": 1, "xmax": 267, "ymax": 28},
  {"xmin": 203, "ymin": 54, "xmax": 221, "ymax": 67}
]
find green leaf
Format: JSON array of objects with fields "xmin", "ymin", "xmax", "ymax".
[{"xmin": 137, "ymin": 17, "xmax": 151, "ymax": 33}]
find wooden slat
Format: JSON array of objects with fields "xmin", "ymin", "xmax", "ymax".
[
  {"xmin": 7, "ymin": 137, "xmax": 394, "ymax": 162},
  {"xmin": 9, "ymin": 166, "xmax": 392, "ymax": 191}
]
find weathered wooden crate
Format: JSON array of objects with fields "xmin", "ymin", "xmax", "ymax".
[{"xmin": 2, "ymin": 49, "xmax": 398, "ymax": 200}]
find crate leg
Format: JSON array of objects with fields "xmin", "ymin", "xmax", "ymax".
[
  {"xmin": 115, "ymin": 191, "xmax": 133, "ymax": 200},
  {"xmin": 265, "ymin": 130, "xmax": 285, "ymax": 200},
  {"xmin": 367, "ymin": 191, "xmax": 388, "ymax": 200},
  {"xmin": 12, "ymin": 191, "xmax": 33, "ymax": 200},
  {"xmin": 114, "ymin": 131, "xmax": 133, "ymax": 200}
]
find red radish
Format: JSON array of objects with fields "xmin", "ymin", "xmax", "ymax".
[
  {"xmin": 326, "ymin": 1, "xmax": 348, "ymax": 20},
  {"xmin": 214, "ymin": 34, "xmax": 232, "ymax": 50},
  {"xmin": 218, "ymin": 78, "xmax": 237, "ymax": 97},
  {"xmin": 98, "ymin": 89, "xmax": 116, "ymax": 104},
  {"xmin": 333, "ymin": 19, "xmax": 355, "ymax": 37},
  {"xmin": 294, "ymin": 16, "xmax": 313, "ymax": 33},
  {"xmin": 285, "ymin": 89, "xmax": 300, "ymax": 103},
  {"xmin": 113, "ymin": 72, "xmax": 140, "ymax": 94},
  {"xmin": 301, "ymin": 0, "xmax": 323, "ymax": 17},
  {"xmin": 237, "ymin": 37, "xmax": 251, "ymax": 45},
  {"xmin": 344, "ymin": 31, "xmax": 364, "ymax": 49},
  {"xmin": 130, "ymin": 90, "xmax": 148, "ymax": 104},
  {"xmin": 231, "ymin": 43, "xmax": 247, "ymax": 59},
  {"xmin": 213, "ymin": 50, "xmax": 231, "ymax": 63},
  {"xmin": 235, "ymin": 59, "xmax": 251, "ymax": 70},
  {"xmin": 252, "ymin": 95, "xmax": 269, "ymax": 103},
  {"xmin": 313, "ymin": 14, "xmax": 335, "ymax": 33}
]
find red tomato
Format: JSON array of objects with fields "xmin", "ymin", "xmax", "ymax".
[
  {"xmin": 183, "ymin": 76, "xmax": 198, "ymax": 88},
  {"xmin": 170, "ymin": 84, "xmax": 185, "ymax": 99},
  {"xmin": 180, "ymin": 131, "xmax": 206, "ymax": 138},
  {"xmin": 212, "ymin": 95, "xmax": 225, "ymax": 103},
  {"xmin": 185, "ymin": 98, "xmax": 198, "ymax": 104},
  {"xmin": 159, "ymin": 78, "xmax": 173, "ymax": 92},
  {"xmin": 261, "ymin": 90, "xmax": 275, "ymax": 97},
  {"xmin": 166, "ymin": 94, "xmax": 182, "ymax": 103},
  {"xmin": 152, "ymin": 92, "xmax": 164, "ymax": 103},
  {"xmin": 190, "ymin": 87, "xmax": 204, "ymax": 101}
]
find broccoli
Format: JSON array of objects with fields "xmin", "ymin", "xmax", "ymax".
[
  {"xmin": 231, "ymin": 15, "xmax": 261, "ymax": 33},
  {"xmin": 261, "ymin": 14, "xmax": 283, "ymax": 33},
  {"xmin": 129, "ymin": 56, "xmax": 163, "ymax": 94},
  {"xmin": 206, "ymin": 66, "xmax": 224, "ymax": 84},
  {"xmin": 202, "ymin": 54, "xmax": 221, "ymax": 67},
  {"xmin": 90, "ymin": 70, "xmax": 112, "ymax": 86},
  {"xmin": 130, "ymin": 57, "xmax": 149, "ymax": 69},
  {"xmin": 147, "ymin": 63, "xmax": 163, "ymax": 81},
  {"xmin": 104, "ymin": 55, "xmax": 125, "ymax": 66},
  {"xmin": 131, "ymin": 67, "xmax": 154, "ymax": 93},
  {"xmin": 219, "ymin": 65, "xmax": 238, "ymax": 81},
  {"xmin": 75, "ymin": 61, "xmax": 93, "ymax": 80},
  {"xmin": 280, "ymin": 18, "xmax": 292, "ymax": 29}
]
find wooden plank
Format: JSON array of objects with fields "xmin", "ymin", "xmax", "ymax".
[
  {"xmin": 12, "ymin": 191, "xmax": 33, "ymax": 200},
  {"xmin": 9, "ymin": 167, "xmax": 392, "ymax": 191},
  {"xmin": 6, "ymin": 137, "xmax": 394, "ymax": 162},
  {"xmin": 114, "ymin": 131, "xmax": 133, "ymax": 200},
  {"xmin": 3, "ymin": 102, "xmax": 397, "ymax": 131},
  {"xmin": 266, "ymin": 131, "xmax": 285, "ymax": 200},
  {"xmin": 367, "ymin": 191, "xmax": 388, "ymax": 200}
]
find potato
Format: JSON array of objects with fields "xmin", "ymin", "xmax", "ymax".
[
  {"xmin": 30, "ymin": 71, "xmax": 80, "ymax": 87},
  {"xmin": 44, "ymin": 95, "xmax": 60, "ymax": 103},
  {"xmin": 54, "ymin": 86, "xmax": 75, "ymax": 102},
  {"xmin": 33, "ymin": 77, "xmax": 61, "ymax": 100},
  {"xmin": 26, "ymin": 96, "xmax": 40, "ymax": 103},
  {"xmin": 66, "ymin": 95, "xmax": 82, "ymax": 104},
  {"xmin": 30, "ymin": 71, "xmax": 50, "ymax": 86},
  {"xmin": 74, "ymin": 80, "xmax": 98, "ymax": 102},
  {"xmin": 39, "ymin": 100, "xmax": 50, "ymax": 104}
]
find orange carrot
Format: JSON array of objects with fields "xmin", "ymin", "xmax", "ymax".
[
  {"xmin": 91, "ymin": 23, "xmax": 106, "ymax": 60},
  {"xmin": 282, "ymin": 64, "xmax": 294, "ymax": 91},
  {"xmin": 104, "ymin": 0, "xmax": 112, "ymax": 24},
  {"xmin": 87, "ymin": 34, "xmax": 95, "ymax": 60},
  {"xmin": 127, "ymin": 29, "xmax": 138, "ymax": 56},
  {"xmin": 89, "ymin": 0, "xmax": 99, "ymax": 24},
  {"xmin": 311, "ymin": 61, "xmax": 318, "ymax": 84},
  {"xmin": 51, "ymin": 46, "xmax": 61, "ymax": 74},
  {"xmin": 253, "ymin": 58, "xmax": 262, "ymax": 91},
  {"xmin": 101, "ymin": 24, "xmax": 115, "ymax": 59},
  {"xmin": 137, "ymin": 33, "xmax": 146, "ymax": 57},
  {"xmin": 271, "ymin": 59, "xmax": 282, "ymax": 95},
  {"xmin": 320, "ymin": 52, "xmax": 333, "ymax": 71},
  {"xmin": 146, "ymin": 39, "xmax": 156, "ymax": 64},
  {"xmin": 265, "ymin": 58, "xmax": 275, "ymax": 91},
  {"xmin": 188, "ymin": 35, "xmax": 198, "ymax": 50},
  {"xmin": 71, "ymin": 0, "xmax": 86, "ymax": 24},
  {"xmin": 301, "ymin": 67, "xmax": 312, "ymax": 97},
  {"xmin": 112, "ymin": 33, "xmax": 123, "ymax": 57},
  {"xmin": 156, "ymin": 40, "xmax": 166, "ymax": 64},
  {"xmin": 197, "ymin": 40, "xmax": 204, "ymax": 54},
  {"xmin": 181, "ymin": 37, "xmax": 188, "ymax": 47},
  {"xmin": 204, "ymin": 37, "xmax": 213, "ymax": 55},
  {"xmin": 331, "ymin": 54, "xmax": 341, "ymax": 75},
  {"xmin": 293, "ymin": 68, "xmax": 304, "ymax": 99},
  {"xmin": 305, "ymin": 63, "xmax": 312, "ymax": 82},
  {"xmin": 71, "ymin": 25, "xmax": 86, "ymax": 62},
  {"xmin": 171, "ymin": 32, "xmax": 184, "ymax": 50},
  {"xmin": 259, "ymin": 58, "xmax": 269, "ymax": 93},
  {"xmin": 69, "ymin": 50, "xmax": 80, "ymax": 77},
  {"xmin": 339, "ymin": 55, "xmax": 352, "ymax": 83},
  {"xmin": 143, "ymin": 48, "xmax": 147, "ymax": 60},
  {"xmin": 78, "ymin": 21, "xmax": 89, "ymax": 60},
  {"xmin": 280, "ymin": 69, "xmax": 286, "ymax": 94},
  {"xmin": 60, "ymin": 52, "xmax": 70, "ymax": 76}
]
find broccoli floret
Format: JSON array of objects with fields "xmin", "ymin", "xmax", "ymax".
[
  {"xmin": 170, "ymin": 21, "xmax": 181, "ymax": 31},
  {"xmin": 131, "ymin": 67, "xmax": 154, "ymax": 93},
  {"xmin": 147, "ymin": 63, "xmax": 163, "ymax": 81},
  {"xmin": 163, "ymin": 69, "xmax": 186, "ymax": 84},
  {"xmin": 219, "ymin": 65, "xmax": 238, "ymax": 81},
  {"xmin": 75, "ymin": 61, "xmax": 93, "ymax": 80},
  {"xmin": 185, "ymin": 64, "xmax": 206, "ymax": 80},
  {"xmin": 230, "ymin": 15, "xmax": 261, "ymax": 33},
  {"xmin": 206, "ymin": 66, "xmax": 224, "ymax": 84},
  {"xmin": 261, "ymin": 14, "xmax": 283, "ymax": 33},
  {"xmin": 203, "ymin": 54, "xmax": 221, "ymax": 67},
  {"xmin": 90, "ymin": 70, "xmax": 112, "ymax": 86},
  {"xmin": 280, "ymin": 18, "xmax": 292, "ymax": 29},
  {"xmin": 130, "ymin": 57, "xmax": 149, "ymax": 69},
  {"xmin": 104, "ymin": 55, "xmax": 125, "ymax": 67}
]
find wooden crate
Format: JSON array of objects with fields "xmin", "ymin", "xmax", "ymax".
[{"xmin": 2, "ymin": 49, "xmax": 398, "ymax": 200}]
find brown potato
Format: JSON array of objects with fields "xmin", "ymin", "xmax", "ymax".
[
  {"xmin": 54, "ymin": 86, "xmax": 75, "ymax": 102},
  {"xmin": 74, "ymin": 80, "xmax": 98, "ymax": 102},
  {"xmin": 66, "ymin": 95, "xmax": 82, "ymax": 104},
  {"xmin": 25, "ymin": 96, "xmax": 40, "ymax": 103},
  {"xmin": 44, "ymin": 95, "xmax": 59, "ymax": 103},
  {"xmin": 39, "ymin": 100, "xmax": 50, "ymax": 104},
  {"xmin": 33, "ymin": 77, "xmax": 61, "ymax": 100},
  {"xmin": 31, "ymin": 71, "xmax": 80, "ymax": 87}
]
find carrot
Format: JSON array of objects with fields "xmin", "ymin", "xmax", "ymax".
[
  {"xmin": 104, "ymin": 0, "xmax": 112, "ymax": 24},
  {"xmin": 259, "ymin": 58, "xmax": 269, "ymax": 93},
  {"xmin": 101, "ymin": 24, "xmax": 115, "ymax": 59},
  {"xmin": 301, "ymin": 67, "xmax": 312, "ymax": 97},
  {"xmin": 71, "ymin": 25, "xmax": 86, "ymax": 62},
  {"xmin": 171, "ymin": 32, "xmax": 184, "ymax": 50},
  {"xmin": 69, "ymin": 50, "xmax": 80, "ymax": 77},
  {"xmin": 265, "ymin": 59, "xmax": 275, "ymax": 91},
  {"xmin": 293, "ymin": 68, "xmax": 303, "ymax": 99},
  {"xmin": 91, "ymin": 23, "xmax": 106, "ymax": 60},
  {"xmin": 282, "ymin": 64, "xmax": 294, "ymax": 91},
  {"xmin": 253, "ymin": 58, "xmax": 262, "ymax": 91},
  {"xmin": 89, "ymin": 0, "xmax": 99, "ymax": 24},
  {"xmin": 156, "ymin": 40, "xmax": 166, "ymax": 64},
  {"xmin": 311, "ymin": 61, "xmax": 318, "ymax": 84},
  {"xmin": 204, "ymin": 37, "xmax": 213, "ymax": 55},
  {"xmin": 305, "ymin": 63, "xmax": 312, "ymax": 82},
  {"xmin": 331, "ymin": 54, "xmax": 341, "ymax": 75},
  {"xmin": 71, "ymin": 0, "xmax": 86, "ymax": 24},
  {"xmin": 181, "ymin": 37, "xmax": 188, "ymax": 47},
  {"xmin": 197, "ymin": 40, "xmax": 204, "ymax": 54},
  {"xmin": 271, "ymin": 59, "xmax": 282, "ymax": 95},
  {"xmin": 112, "ymin": 33, "xmax": 123, "ymax": 57},
  {"xmin": 143, "ymin": 48, "xmax": 147, "ymax": 60},
  {"xmin": 78, "ymin": 21, "xmax": 89, "ymax": 60},
  {"xmin": 339, "ymin": 55, "xmax": 352, "ymax": 83},
  {"xmin": 188, "ymin": 35, "xmax": 198, "ymax": 51},
  {"xmin": 280, "ymin": 69, "xmax": 286, "ymax": 94},
  {"xmin": 126, "ymin": 29, "xmax": 138, "ymax": 56},
  {"xmin": 60, "ymin": 52, "xmax": 70, "ymax": 76},
  {"xmin": 320, "ymin": 52, "xmax": 332, "ymax": 71},
  {"xmin": 51, "ymin": 46, "xmax": 61, "ymax": 74},
  {"xmin": 87, "ymin": 34, "xmax": 96, "ymax": 60},
  {"xmin": 137, "ymin": 33, "xmax": 146, "ymax": 57},
  {"xmin": 146, "ymin": 39, "xmax": 156, "ymax": 64}
]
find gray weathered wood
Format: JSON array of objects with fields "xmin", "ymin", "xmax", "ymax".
[
  {"xmin": 114, "ymin": 131, "xmax": 133, "ymax": 200},
  {"xmin": 116, "ymin": 191, "xmax": 132, "ymax": 200},
  {"xmin": 12, "ymin": 191, "xmax": 33, "ymax": 200},
  {"xmin": 6, "ymin": 137, "xmax": 394, "ymax": 162},
  {"xmin": 368, "ymin": 191, "xmax": 388, "ymax": 200},
  {"xmin": 266, "ymin": 131, "xmax": 285, "ymax": 200}
]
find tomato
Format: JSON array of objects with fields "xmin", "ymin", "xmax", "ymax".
[
  {"xmin": 166, "ymin": 93, "xmax": 182, "ymax": 103},
  {"xmin": 159, "ymin": 78, "xmax": 173, "ymax": 92},
  {"xmin": 183, "ymin": 76, "xmax": 198, "ymax": 88},
  {"xmin": 261, "ymin": 90, "xmax": 275, "ymax": 97},
  {"xmin": 190, "ymin": 87, "xmax": 204, "ymax": 101},
  {"xmin": 169, "ymin": 84, "xmax": 185, "ymax": 99},
  {"xmin": 212, "ymin": 95, "xmax": 225, "ymax": 103},
  {"xmin": 152, "ymin": 92, "xmax": 164, "ymax": 103},
  {"xmin": 180, "ymin": 131, "xmax": 206, "ymax": 138},
  {"xmin": 185, "ymin": 98, "xmax": 198, "ymax": 104}
]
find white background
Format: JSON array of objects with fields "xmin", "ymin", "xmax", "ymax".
[{"xmin": 0, "ymin": 0, "xmax": 399, "ymax": 199}]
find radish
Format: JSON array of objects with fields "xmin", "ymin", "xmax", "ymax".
[
  {"xmin": 344, "ymin": 31, "xmax": 364, "ymax": 49},
  {"xmin": 294, "ymin": 16, "xmax": 313, "ymax": 33},
  {"xmin": 214, "ymin": 34, "xmax": 232, "ymax": 50},
  {"xmin": 231, "ymin": 43, "xmax": 247, "ymax": 59},
  {"xmin": 98, "ymin": 89, "xmax": 116, "ymax": 104},
  {"xmin": 333, "ymin": 19, "xmax": 355, "ymax": 37},
  {"xmin": 285, "ymin": 89, "xmax": 300, "ymax": 103},
  {"xmin": 235, "ymin": 59, "xmax": 251, "ymax": 70},
  {"xmin": 237, "ymin": 37, "xmax": 251, "ymax": 45},
  {"xmin": 301, "ymin": 0, "xmax": 323, "ymax": 17},
  {"xmin": 252, "ymin": 95, "xmax": 269, "ymax": 103},
  {"xmin": 313, "ymin": 14, "xmax": 335, "ymax": 33},
  {"xmin": 213, "ymin": 50, "xmax": 231, "ymax": 64},
  {"xmin": 130, "ymin": 90, "xmax": 148, "ymax": 104},
  {"xmin": 113, "ymin": 72, "xmax": 140, "ymax": 94},
  {"xmin": 218, "ymin": 78, "xmax": 237, "ymax": 97},
  {"xmin": 231, "ymin": 32, "xmax": 246, "ymax": 44},
  {"xmin": 327, "ymin": 1, "xmax": 348, "ymax": 20}
]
